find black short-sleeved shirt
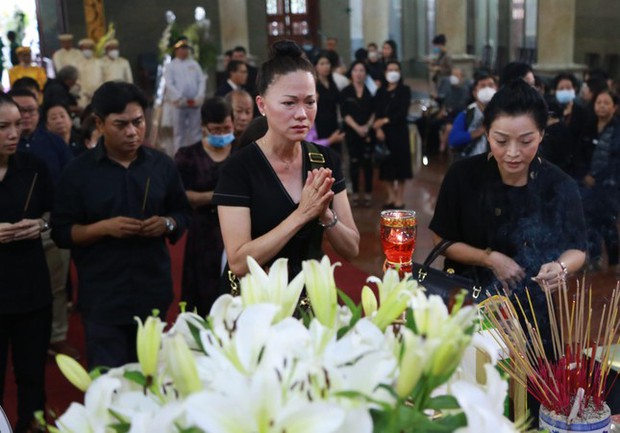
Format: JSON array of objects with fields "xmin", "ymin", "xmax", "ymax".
[
  {"xmin": 429, "ymin": 153, "xmax": 587, "ymax": 291},
  {"xmin": 0, "ymin": 152, "xmax": 53, "ymax": 314},
  {"xmin": 51, "ymin": 144, "xmax": 191, "ymax": 325},
  {"xmin": 213, "ymin": 141, "xmax": 345, "ymax": 275}
]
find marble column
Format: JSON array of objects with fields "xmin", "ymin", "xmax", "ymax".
[
  {"xmin": 534, "ymin": 0, "xmax": 585, "ymax": 73},
  {"xmin": 435, "ymin": 0, "xmax": 467, "ymax": 54},
  {"xmin": 362, "ymin": 0, "xmax": 389, "ymax": 47},
  {"xmin": 217, "ymin": 0, "xmax": 249, "ymax": 51}
]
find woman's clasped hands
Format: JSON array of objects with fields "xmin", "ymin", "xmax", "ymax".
[{"xmin": 297, "ymin": 168, "xmax": 335, "ymax": 222}]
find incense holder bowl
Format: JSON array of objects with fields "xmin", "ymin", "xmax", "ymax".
[{"xmin": 539, "ymin": 403, "xmax": 611, "ymax": 432}]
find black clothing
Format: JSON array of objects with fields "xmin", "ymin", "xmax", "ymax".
[
  {"xmin": 539, "ymin": 121, "xmax": 573, "ymax": 174},
  {"xmin": 315, "ymin": 76, "xmax": 341, "ymax": 152},
  {"xmin": 374, "ymin": 83, "xmax": 413, "ymax": 181},
  {"xmin": 174, "ymin": 142, "xmax": 227, "ymax": 316},
  {"xmin": 213, "ymin": 141, "xmax": 345, "ymax": 276},
  {"xmin": 42, "ymin": 78, "xmax": 78, "ymax": 109},
  {"xmin": 0, "ymin": 305, "xmax": 51, "ymax": 433},
  {"xmin": 215, "ymin": 81, "xmax": 236, "ymax": 97},
  {"xmin": 340, "ymin": 84, "xmax": 375, "ymax": 194},
  {"xmin": 51, "ymin": 144, "xmax": 191, "ymax": 325},
  {"xmin": 18, "ymin": 126, "xmax": 73, "ymax": 185},
  {"xmin": 0, "ymin": 151, "xmax": 53, "ymax": 433},
  {"xmin": 83, "ymin": 319, "xmax": 137, "ymax": 369},
  {"xmin": 430, "ymin": 154, "xmax": 587, "ymax": 333},
  {"xmin": 0, "ymin": 152, "xmax": 53, "ymax": 314}
]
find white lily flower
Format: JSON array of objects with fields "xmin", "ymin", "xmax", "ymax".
[
  {"xmin": 241, "ymin": 256, "xmax": 305, "ymax": 322},
  {"xmin": 302, "ymin": 256, "xmax": 340, "ymax": 327},
  {"xmin": 168, "ymin": 311, "xmax": 208, "ymax": 350},
  {"xmin": 367, "ymin": 270, "xmax": 420, "ymax": 330},
  {"xmin": 452, "ymin": 364, "xmax": 516, "ymax": 433}
]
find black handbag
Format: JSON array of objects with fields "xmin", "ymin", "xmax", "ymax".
[
  {"xmin": 373, "ymin": 140, "xmax": 391, "ymax": 164},
  {"xmin": 411, "ymin": 239, "xmax": 483, "ymax": 306}
]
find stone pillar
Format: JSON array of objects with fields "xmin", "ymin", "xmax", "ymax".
[
  {"xmin": 534, "ymin": 0, "xmax": 585, "ymax": 74},
  {"xmin": 217, "ymin": 0, "xmax": 249, "ymax": 51},
  {"xmin": 362, "ymin": 0, "xmax": 389, "ymax": 47},
  {"xmin": 435, "ymin": 0, "xmax": 467, "ymax": 54}
]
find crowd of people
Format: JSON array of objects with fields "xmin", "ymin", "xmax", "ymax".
[{"xmin": 1, "ymin": 28, "xmax": 620, "ymax": 432}]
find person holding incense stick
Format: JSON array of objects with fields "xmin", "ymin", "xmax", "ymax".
[
  {"xmin": 0, "ymin": 91, "xmax": 54, "ymax": 433},
  {"xmin": 430, "ymin": 79, "xmax": 587, "ymax": 316},
  {"xmin": 51, "ymin": 82, "xmax": 191, "ymax": 369}
]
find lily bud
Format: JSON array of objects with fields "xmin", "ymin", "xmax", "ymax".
[
  {"xmin": 163, "ymin": 333, "xmax": 202, "ymax": 396},
  {"xmin": 361, "ymin": 285, "xmax": 378, "ymax": 316},
  {"xmin": 135, "ymin": 312, "xmax": 164, "ymax": 378},
  {"xmin": 395, "ymin": 332, "xmax": 425, "ymax": 398},
  {"xmin": 56, "ymin": 354, "xmax": 92, "ymax": 392},
  {"xmin": 372, "ymin": 289, "xmax": 411, "ymax": 331},
  {"xmin": 302, "ymin": 256, "xmax": 340, "ymax": 327}
]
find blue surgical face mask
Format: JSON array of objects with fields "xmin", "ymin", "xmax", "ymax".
[
  {"xmin": 556, "ymin": 89, "xmax": 576, "ymax": 105},
  {"xmin": 208, "ymin": 132, "xmax": 235, "ymax": 148},
  {"xmin": 432, "ymin": 46, "xmax": 441, "ymax": 55}
]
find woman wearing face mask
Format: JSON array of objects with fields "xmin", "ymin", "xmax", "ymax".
[
  {"xmin": 174, "ymin": 96, "xmax": 236, "ymax": 315},
  {"xmin": 373, "ymin": 60, "xmax": 412, "ymax": 209},
  {"xmin": 576, "ymin": 89, "xmax": 620, "ymax": 271},
  {"xmin": 448, "ymin": 71, "xmax": 498, "ymax": 161}
]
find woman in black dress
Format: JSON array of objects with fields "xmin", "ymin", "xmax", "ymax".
[
  {"xmin": 174, "ymin": 97, "xmax": 235, "ymax": 316},
  {"xmin": 313, "ymin": 51, "xmax": 343, "ymax": 154},
  {"xmin": 373, "ymin": 60, "xmax": 412, "ymax": 209},
  {"xmin": 340, "ymin": 60, "xmax": 375, "ymax": 207},
  {"xmin": 0, "ymin": 92, "xmax": 53, "ymax": 433},
  {"xmin": 213, "ymin": 40, "xmax": 359, "ymax": 279}
]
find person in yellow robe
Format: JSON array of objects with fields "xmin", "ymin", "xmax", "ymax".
[{"xmin": 9, "ymin": 47, "xmax": 47, "ymax": 90}]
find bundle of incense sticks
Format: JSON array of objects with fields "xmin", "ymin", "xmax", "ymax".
[
  {"xmin": 23, "ymin": 172, "xmax": 38, "ymax": 216},
  {"xmin": 479, "ymin": 280, "xmax": 620, "ymax": 417}
]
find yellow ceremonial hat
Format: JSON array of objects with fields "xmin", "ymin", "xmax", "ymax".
[
  {"xmin": 104, "ymin": 39, "xmax": 119, "ymax": 50},
  {"xmin": 59, "ymin": 33, "xmax": 74, "ymax": 41},
  {"xmin": 173, "ymin": 39, "xmax": 191, "ymax": 50},
  {"xmin": 78, "ymin": 38, "xmax": 95, "ymax": 47}
]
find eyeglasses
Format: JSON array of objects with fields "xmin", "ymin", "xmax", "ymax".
[{"xmin": 18, "ymin": 106, "xmax": 39, "ymax": 116}]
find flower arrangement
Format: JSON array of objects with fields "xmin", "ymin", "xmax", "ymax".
[
  {"xmin": 480, "ymin": 281, "xmax": 619, "ymax": 427},
  {"xmin": 46, "ymin": 256, "xmax": 520, "ymax": 433}
]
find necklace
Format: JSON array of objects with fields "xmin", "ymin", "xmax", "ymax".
[{"xmin": 258, "ymin": 138, "xmax": 297, "ymax": 170}]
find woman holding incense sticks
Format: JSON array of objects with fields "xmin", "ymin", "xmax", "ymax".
[
  {"xmin": 0, "ymin": 91, "xmax": 54, "ymax": 433},
  {"xmin": 430, "ymin": 79, "xmax": 587, "ymax": 324}
]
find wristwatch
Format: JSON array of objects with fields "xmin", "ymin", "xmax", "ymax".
[
  {"xmin": 163, "ymin": 217, "xmax": 176, "ymax": 234},
  {"xmin": 40, "ymin": 219, "xmax": 50, "ymax": 233}
]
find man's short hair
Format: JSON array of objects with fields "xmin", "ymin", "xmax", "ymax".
[
  {"xmin": 227, "ymin": 60, "xmax": 245, "ymax": 76},
  {"xmin": 12, "ymin": 77, "xmax": 41, "ymax": 93},
  {"xmin": 232, "ymin": 46, "xmax": 247, "ymax": 55},
  {"xmin": 57, "ymin": 66, "xmax": 79, "ymax": 83},
  {"xmin": 91, "ymin": 81, "xmax": 148, "ymax": 119},
  {"xmin": 8, "ymin": 87, "xmax": 38, "ymax": 102}
]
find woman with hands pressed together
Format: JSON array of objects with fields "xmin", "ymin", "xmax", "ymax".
[
  {"xmin": 213, "ymin": 40, "xmax": 359, "ymax": 280},
  {"xmin": 0, "ymin": 92, "xmax": 54, "ymax": 433},
  {"xmin": 430, "ymin": 79, "xmax": 586, "ymax": 339}
]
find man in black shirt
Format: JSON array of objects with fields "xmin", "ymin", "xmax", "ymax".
[{"xmin": 51, "ymin": 82, "xmax": 191, "ymax": 368}]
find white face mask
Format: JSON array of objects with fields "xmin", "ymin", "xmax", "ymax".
[
  {"xmin": 449, "ymin": 75, "xmax": 459, "ymax": 86},
  {"xmin": 368, "ymin": 51, "xmax": 378, "ymax": 61},
  {"xmin": 108, "ymin": 49, "xmax": 120, "ymax": 60},
  {"xmin": 477, "ymin": 86, "xmax": 496, "ymax": 104},
  {"xmin": 82, "ymin": 49, "xmax": 93, "ymax": 59},
  {"xmin": 385, "ymin": 70, "xmax": 400, "ymax": 84}
]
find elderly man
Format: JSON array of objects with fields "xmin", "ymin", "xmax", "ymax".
[
  {"xmin": 51, "ymin": 82, "xmax": 191, "ymax": 368},
  {"xmin": 8, "ymin": 88, "xmax": 78, "ymax": 360},
  {"xmin": 76, "ymin": 38, "xmax": 103, "ymax": 107},
  {"xmin": 225, "ymin": 89, "xmax": 254, "ymax": 138},
  {"xmin": 165, "ymin": 39, "xmax": 206, "ymax": 152},
  {"xmin": 9, "ymin": 46, "xmax": 47, "ymax": 90},
  {"xmin": 42, "ymin": 65, "xmax": 81, "ymax": 115},
  {"xmin": 52, "ymin": 33, "xmax": 82, "ymax": 72},
  {"xmin": 101, "ymin": 39, "xmax": 133, "ymax": 83}
]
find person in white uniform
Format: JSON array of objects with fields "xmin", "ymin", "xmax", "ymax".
[
  {"xmin": 165, "ymin": 39, "xmax": 206, "ymax": 152},
  {"xmin": 52, "ymin": 34, "xmax": 82, "ymax": 72},
  {"xmin": 101, "ymin": 39, "xmax": 133, "ymax": 83},
  {"xmin": 76, "ymin": 38, "xmax": 103, "ymax": 107}
]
